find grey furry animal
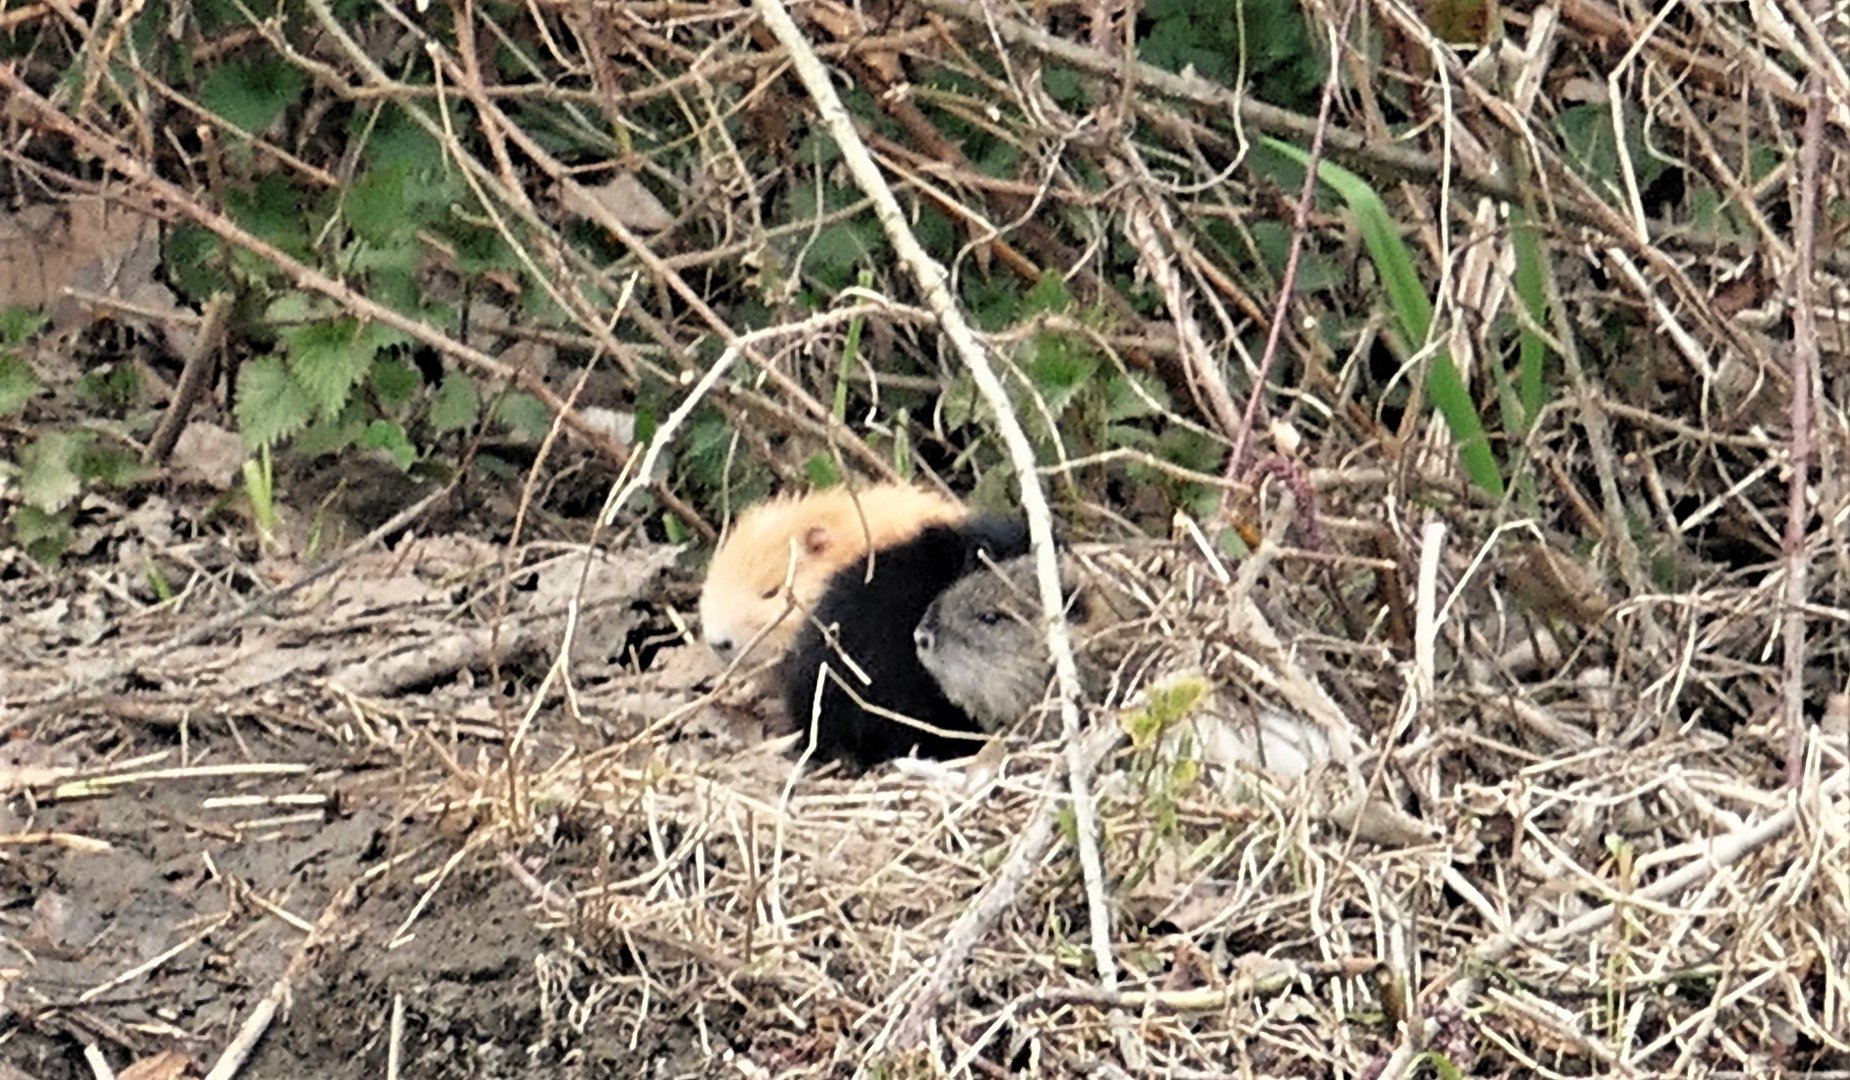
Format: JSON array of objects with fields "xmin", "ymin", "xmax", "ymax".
[
  {"xmin": 912, "ymin": 554, "xmax": 1117, "ymax": 729},
  {"xmin": 914, "ymin": 549, "xmax": 1437, "ymax": 844},
  {"xmin": 913, "ymin": 552, "xmax": 1329, "ymax": 780}
]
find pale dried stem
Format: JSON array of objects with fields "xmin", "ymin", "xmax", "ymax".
[{"xmin": 749, "ymin": 0, "xmax": 1119, "ymax": 1055}]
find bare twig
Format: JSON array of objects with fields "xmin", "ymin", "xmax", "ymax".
[
  {"xmin": 1780, "ymin": 0, "xmax": 1828, "ymax": 788},
  {"xmin": 143, "ymin": 291, "xmax": 232, "ymax": 465},
  {"xmin": 749, "ymin": 0, "xmax": 1120, "ymax": 1053},
  {"xmin": 1224, "ymin": 0, "xmax": 1359, "ymax": 480}
]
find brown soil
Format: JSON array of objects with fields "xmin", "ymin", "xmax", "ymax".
[{"xmin": 0, "ymin": 478, "xmax": 757, "ymax": 1079}]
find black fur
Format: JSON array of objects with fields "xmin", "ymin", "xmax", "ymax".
[{"xmin": 781, "ymin": 515, "xmax": 1032, "ymax": 768}]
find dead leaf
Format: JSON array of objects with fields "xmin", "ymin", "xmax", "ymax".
[
  {"xmin": 561, "ymin": 173, "xmax": 674, "ymax": 233},
  {"xmin": 648, "ymin": 643, "xmax": 720, "ymax": 692},
  {"xmin": 118, "ymin": 1051, "xmax": 195, "ymax": 1080},
  {"xmin": 1822, "ymin": 693, "xmax": 1849, "ymax": 738},
  {"xmin": 1503, "ymin": 540, "xmax": 1611, "ymax": 625},
  {"xmin": 170, "ymin": 423, "xmax": 244, "ymax": 490},
  {"xmin": 0, "ymin": 198, "xmax": 170, "ymax": 341},
  {"xmin": 808, "ymin": 0, "xmax": 904, "ymax": 82}
]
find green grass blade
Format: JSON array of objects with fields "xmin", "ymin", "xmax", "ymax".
[
  {"xmin": 1264, "ymin": 138, "xmax": 1506, "ymax": 499},
  {"xmin": 1510, "ymin": 205, "xmax": 1550, "ymax": 430}
]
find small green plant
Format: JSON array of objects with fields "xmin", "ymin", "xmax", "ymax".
[
  {"xmin": 144, "ymin": 558, "xmax": 175, "ymax": 603},
  {"xmin": 243, "ymin": 444, "xmax": 278, "ymax": 549},
  {"xmin": 0, "ymin": 307, "xmax": 49, "ymax": 414},
  {"xmin": 1485, "ymin": 203, "xmax": 1554, "ymax": 514},
  {"xmin": 1114, "ymin": 673, "xmax": 1215, "ymax": 856},
  {"xmin": 1141, "ymin": 0, "xmax": 1325, "ymax": 109},
  {"xmin": 1121, "ymin": 674, "xmax": 1213, "ymax": 750},
  {"xmin": 2, "ymin": 310, "xmax": 147, "ymax": 561}
]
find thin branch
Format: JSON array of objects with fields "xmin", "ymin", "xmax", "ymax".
[
  {"xmin": 748, "ymin": 0, "xmax": 1120, "ymax": 1054},
  {"xmin": 1780, "ymin": 0, "xmax": 1828, "ymax": 787}
]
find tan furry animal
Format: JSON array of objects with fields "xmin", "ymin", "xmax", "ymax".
[{"xmin": 699, "ymin": 483, "xmax": 968, "ymax": 663}]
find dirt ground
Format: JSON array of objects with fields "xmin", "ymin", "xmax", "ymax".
[
  {"xmin": 0, "ymin": 477, "xmax": 774, "ymax": 1079},
  {"xmin": 7, "ymin": 470, "xmax": 1850, "ymax": 1080}
]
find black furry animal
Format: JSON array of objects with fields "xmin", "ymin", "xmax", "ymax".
[{"xmin": 781, "ymin": 515, "xmax": 1032, "ymax": 768}]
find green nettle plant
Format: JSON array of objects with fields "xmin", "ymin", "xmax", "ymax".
[{"xmin": 2, "ymin": 308, "xmax": 147, "ymax": 561}]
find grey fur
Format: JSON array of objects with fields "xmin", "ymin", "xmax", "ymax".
[{"xmin": 914, "ymin": 555, "xmax": 1089, "ymax": 730}]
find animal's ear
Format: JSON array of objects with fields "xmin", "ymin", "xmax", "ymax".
[
  {"xmin": 802, "ymin": 524, "xmax": 835, "ymax": 556},
  {"xmin": 963, "ymin": 514, "xmax": 1032, "ymax": 563}
]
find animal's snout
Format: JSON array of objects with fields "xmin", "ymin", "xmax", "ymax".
[
  {"xmin": 706, "ymin": 633, "xmax": 736, "ymax": 659},
  {"xmin": 913, "ymin": 611, "xmax": 937, "ymax": 654}
]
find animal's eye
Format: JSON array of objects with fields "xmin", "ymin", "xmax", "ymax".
[
  {"xmin": 977, "ymin": 610, "xmax": 1003, "ymax": 626},
  {"xmin": 760, "ymin": 586, "xmax": 780, "ymax": 600}
]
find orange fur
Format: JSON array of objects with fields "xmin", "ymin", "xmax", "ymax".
[{"xmin": 699, "ymin": 484, "xmax": 968, "ymax": 662}]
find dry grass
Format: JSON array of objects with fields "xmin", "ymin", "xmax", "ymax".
[{"xmin": 4, "ymin": 0, "xmax": 1850, "ymax": 1075}]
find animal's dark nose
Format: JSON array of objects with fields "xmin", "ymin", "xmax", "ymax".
[{"xmin": 913, "ymin": 614, "xmax": 935, "ymax": 653}]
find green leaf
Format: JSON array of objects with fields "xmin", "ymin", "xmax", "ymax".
[
  {"xmin": 806, "ymin": 222, "xmax": 878, "ymax": 288},
  {"xmin": 235, "ymin": 354, "xmax": 316, "ymax": 448},
  {"xmin": 0, "ymin": 305, "xmax": 48, "ymax": 345},
  {"xmin": 1157, "ymin": 426, "xmax": 1225, "ymax": 472},
  {"xmin": 1104, "ymin": 422, "xmax": 1158, "ymax": 452},
  {"xmin": 1027, "ymin": 333, "xmax": 1100, "ymax": 416},
  {"xmin": 0, "ymin": 353, "xmax": 44, "ymax": 414},
  {"xmin": 803, "ymin": 453, "xmax": 841, "ymax": 488},
  {"xmin": 244, "ymin": 446, "xmax": 276, "ymax": 538},
  {"xmin": 73, "ymin": 443, "xmax": 143, "ymax": 488},
  {"xmin": 370, "ymin": 358, "xmax": 422, "ymax": 408},
  {"xmin": 1042, "ymin": 65, "xmax": 1086, "ymax": 106},
  {"xmin": 1140, "ymin": 0, "xmax": 1323, "ymax": 106},
  {"xmin": 833, "ymin": 274, "xmax": 870, "ymax": 421},
  {"xmin": 165, "ymin": 225, "xmax": 231, "ymax": 299},
  {"xmin": 940, "ymin": 370, "xmax": 982, "ymax": 429},
  {"xmin": 362, "ymin": 104, "xmax": 444, "ymax": 171},
  {"xmin": 18, "ymin": 431, "xmax": 87, "ymax": 512},
  {"xmin": 347, "ymin": 162, "xmax": 414, "ymax": 244},
  {"xmin": 1556, "ymin": 101, "xmax": 1665, "ymax": 195},
  {"xmin": 227, "ymin": 175, "xmax": 313, "ymax": 259},
  {"xmin": 1510, "ymin": 207, "xmax": 1550, "ymax": 431},
  {"xmin": 281, "ymin": 319, "xmax": 379, "ymax": 417},
  {"xmin": 199, "ymin": 58, "xmax": 306, "ymax": 134},
  {"xmin": 430, "ymin": 372, "xmax": 480, "ymax": 433},
  {"xmin": 448, "ymin": 221, "xmax": 518, "ymax": 275},
  {"xmin": 1105, "ymin": 369, "xmax": 1167, "ymax": 422},
  {"xmin": 296, "ymin": 406, "xmax": 368, "ymax": 457},
  {"xmin": 1024, "ymin": 270, "xmax": 1074, "ymax": 315},
  {"xmin": 77, "ymin": 364, "xmax": 142, "ymax": 410},
  {"xmin": 890, "ymin": 409, "xmax": 915, "ymax": 478},
  {"xmin": 1265, "ymin": 138, "xmax": 1505, "ymax": 499},
  {"xmin": 494, "ymin": 392, "xmax": 552, "ymax": 439},
  {"xmin": 145, "ymin": 558, "xmax": 175, "ymax": 602},
  {"xmin": 11, "ymin": 505, "xmax": 73, "ymax": 563},
  {"xmin": 265, "ymin": 290, "xmax": 333, "ymax": 326},
  {"xmin": 351, "ymin": 237, "xmax": 423, "ymax": 283},
  {"xmin": 360, "ymin": 419, "xmax": 417, "ymax": 469}
]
